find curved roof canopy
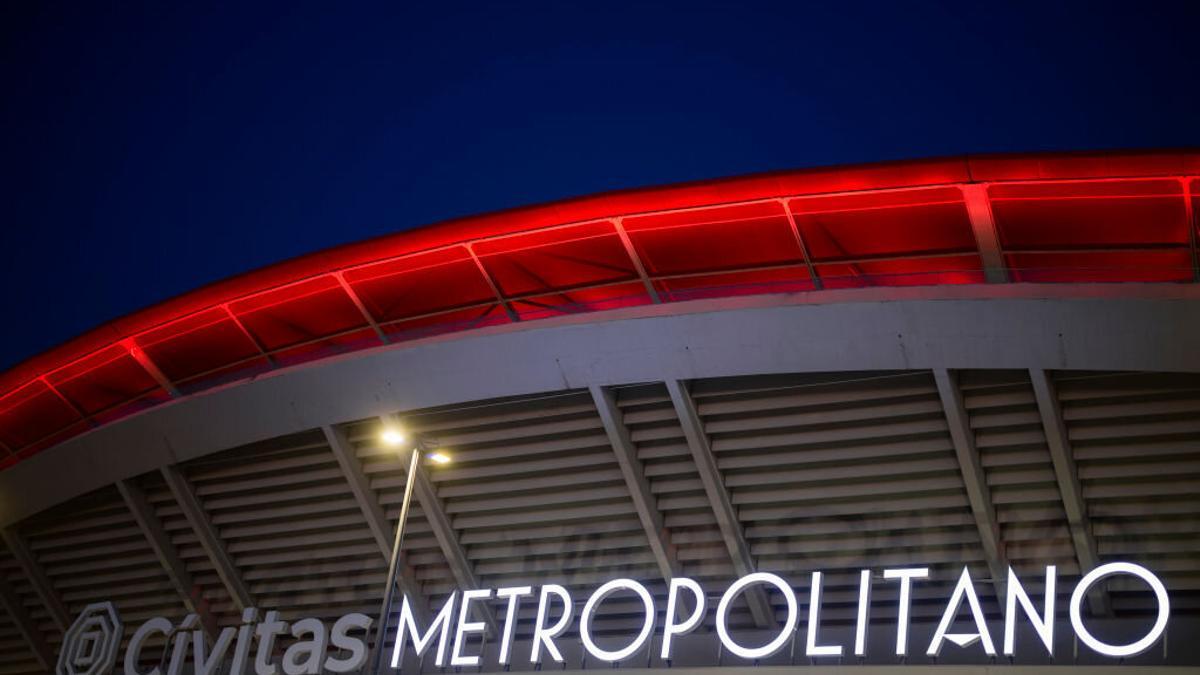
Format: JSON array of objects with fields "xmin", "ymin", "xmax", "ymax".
[{"xmin": 1, "ymin": 150, "xmax": 1197, "ymax": 468}]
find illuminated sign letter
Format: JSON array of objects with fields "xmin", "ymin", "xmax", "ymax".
[
  {"xmin": 883, "ymin": 567, "xmax": 928, "ymax": 656},
  {"xmin": 1070, "ymin": 562, "xmax": 1169, "ymax": 657},
  {"xmin": 1004, "ymin": 565, "xmax": 1055, "ymax": 657},
  {"xmin": 661, "ymin": 578, "xmax": 706, "ymax": 660},
  {"xmin": 580, "ymin": 579, "xmax": 655, "ymax": 662},
  {"xmin": 854, "ymin": 570, "xmax": 872, "ymax": 657},
  {"xmin": 495, "ymin": 586, "xmax": 532, "ymax": 665},
  {"xmin": 390, "ymin": 592, "xmax": 457, "ymax": 669},
  {"xmin": 927, "ymin": 567, "xmax": 996, "ymax": 656},
  {"xmin": 530, "ymin": 584, "xmax": 573, "ymax": 663},
  {"xmin": 451, "ymin": 589, "xmax": 493, "ymax": 667},
  {"xmin": 716, "ymin": 573, "xmax": 797, "ymax": 660},
  {"xmin": 806, "ymin": 571, "xmax": 843, "ymax": 656}
]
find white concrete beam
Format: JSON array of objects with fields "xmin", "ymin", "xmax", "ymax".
[
  {"xmin": 160, "ymin": 464, "xmax": 255, "ymax": 611},
  {"xmin": 1028, "ymin": 368, "xmax": 1111, "ymax": 616},
  {"xmin": 590, "ymin": 385, "xmax": 681, "ymax": 581},
  {"xmin": 933, "ymin": 368, "xmax": 1008, "ymax": 600},
  {"xmin": 665, "ymin": 379, "xmax": 774, "ymax": 627},
  {"xmin": 1, "ymin": 528, "xmax": 68, "ymax": 633}
]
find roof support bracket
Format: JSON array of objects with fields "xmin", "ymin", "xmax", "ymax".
[
  {"xmin": 1028, "ymin": 369, "xmax": 1111, "ymax": 616},
  {"xmin": 322, "ymin": 424, "xmax": 431, "ymax": 624},
  {"xmin": 1, "ymin": 528, "xmax": 69, "ymax": 633},
  {"xmin": 665, "ymin": 379, "xmax": 774, "ymax": 627},
  {"xmin": 160, "ymin": 464, "xmax": 255, "ymax": 611},
  {"xmin": 0, "ymin": 570, "xmax": 54, "ymax": 671},
  {"xmin": 933, "ymin": 368, "xmax": 1009, "ymax": 600},
  {"xmin": 590, "ymin": 385, "xmax": 681, "ymax": 581},
  {"xmin": 117, "ymin": 478, "xmax": 220, "ymax": 637},
  {"xmin": 962, "ymin": 184, "xmax": 1010, "ymax": 284},
  {"xmin": 612, "ymin": 218, "xmax": 661, "ymax": 303},
  {"xmin": 377, "ymin": 416, "xmax": 500, "ymax": 636}
]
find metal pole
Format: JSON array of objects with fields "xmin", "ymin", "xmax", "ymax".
[{"xmin": 370, "ymin": 446, "xmax": 421, "ymax": 674}]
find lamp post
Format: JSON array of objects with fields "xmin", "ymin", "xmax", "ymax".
[{"xmin": 369, "ymin": 432, "xmax": 449, "ymax": 674}]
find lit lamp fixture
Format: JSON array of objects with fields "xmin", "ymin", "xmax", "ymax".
[{"xmin": 369, "ymin": 428, "xmax": 450, "ymax": 674}]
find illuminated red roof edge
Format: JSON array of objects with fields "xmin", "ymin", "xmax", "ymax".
[{"xmin": 1, "ymin": 149, "xmax": 1197, "ymax": 467}]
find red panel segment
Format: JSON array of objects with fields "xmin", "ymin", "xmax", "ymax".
[
  {"xmin": 510, "ymin": 282, "xmax": 651, "ymax": 320},
  {"xmin": 1006, "ymin": 250, "xmax": 1193, "ymax": 283},
  {"xmin": 0, "ymin": 381, "xmax": 84, "ymax": 450},
  {"xmin": 136, "ymin": 308, "xmax": 265, "ymax": 382},
  {"xmin": 231, "ymin": 275, "xmax": 371, "ymax": 352},
  {"xmin": 623, "ymin": 202, "xmax": 802, "ymax": 276},
  {"xmin": 991, "ymin": 180, "xmax": 1188, "ymax": 249},
  {"xmin": 47, "ymin": 344, "xmax": 162, "ymax": 416},
  {"xmin": 269, "ymin": 328, "xmax": 381, "ymax": 368},
  {"xmin": 382, "ymin": 304, "xmax": 509, "ymax": 342},
  {"xmin": 789, "ymin": 187, "xmax": 975, "ymax": 262},
  {"xmin": 655, "ymin": 266, "xmax": 814, "ymax": 302},
  {"xmin": 816, "ymin": 255, "xmax": 984, "ymax": 288},
  {"xmin": 344, "ymin": 247, "xmax": 496, "ymax": 323},
  {"xmin": 474, "ymin": 221, "xmax": 636, "ymax": 297}
]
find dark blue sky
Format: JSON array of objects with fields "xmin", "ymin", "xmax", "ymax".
[{"xmin": 2, "ymin": 1, "xmax": 1198, "ymax": 369}]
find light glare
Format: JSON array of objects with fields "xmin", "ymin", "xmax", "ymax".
[
  {"xmin": 429, "ymin": 451, "xmax": 452, "ymax": 464},
  {"xmin": 381, "ymin": 429, "xmax": 406, "ymax": 447}
]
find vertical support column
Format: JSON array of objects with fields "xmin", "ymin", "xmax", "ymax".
[
  {"xmin": 666, "ymin": 379, "xmax": 773, "ymax": 627},
  {"xmin": 222, "ymin": 305, "xmax": 276, "ymax": 368},
  {"xmin": 160, "ymin": 465, "xmax": 254, "ymax": 611},
  {"xmin": 1028, "ymin": 369, "xmax": 1111, "ymax": 616},
  {"xmin": 612, "ymin": 218, "xmax": 661, "ymax": 303},
  {"xmin": 466, "ymin": 244, "xmax": 519, "ymax": 322},
  {"xmin": 933, "ymin": 369, "xmax": 1008, "ymax": 600},
  {"xmin": 780, "ymin": 198, "xmax": 823, "ymax": 290},
  {"xmin": 1, "ymin": 528, "xmax": 69, "ymax": 633},
  {"xmin": 126, "ymin": 342, "xmax": 180, "ymax": 398},
  {"xmin": 1183, "ymin": 177, "xmax": 1198, "ymax": 282},
  {"xmin": 962, "ymin": 184, "xmax": 1009, "ymax": 284},
  {"xmin": 335, "ymin": 272, "xmax": 389, "ymax": 345}
]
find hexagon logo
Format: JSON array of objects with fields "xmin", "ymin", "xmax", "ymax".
[{"xmin": 57, "ymin": 602, "xmax": 122, "ymax": 675}]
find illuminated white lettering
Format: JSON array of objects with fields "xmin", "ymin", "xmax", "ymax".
[
  {"xmin": 883, "ymin": 567, "xmax": 928, "ymax": 656},
  {"xmin": 530, "ymin": 584, "xmax": 572, "ymax": 663},
  {"xmin": 661, "ymin": 578, "xmax": 706, "ymax": 660},
  {"xmin": 716, "ymin": 572, "xmax": 797, "ymax": 660},
  {"xmin": 1004, "ymin": 565, "xmax": 1055, "ymax": 657},
  {"xmin": 1070, "ymin": 562, "xmax": 1169, "ymax": 657},
  {"xmin": 390, "ymin": 592, "xmax": 457, "ymax": 669},
  {"xmin": 451, "ymin": 589, "xmax": 493, "ymax": 667}
]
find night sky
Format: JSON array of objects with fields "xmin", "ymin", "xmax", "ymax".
[{"xmin": 2, "ymin": 1, "xmax": 1198, "ymax": 369}]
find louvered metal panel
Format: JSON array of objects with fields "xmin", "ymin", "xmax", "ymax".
[
  {"xmin": 1055, "ymin": 371, "xmax": 1200, "ymax": 616},
  {"xmin": 359, "ymin": 391, "xmax": 658, "ymax": 637},
  {"xmin": 0, "ymin": 548, "xmax": 41, "ymax": 675},
  {"xmin": 167, "ymin": 430, "xmax": 389, "ymax": 624},
  {"xmin": 959, "ymin": 370, "xmax": 1077, "ymax": 614},
  {"xmin": 9, "ymin": 485, "xmax": 185, "ymax": 670},
  {"xmin": 689, "ymin": 372, "xmax": 993, "ymax": 626}
]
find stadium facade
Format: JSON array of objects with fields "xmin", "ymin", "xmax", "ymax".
[{"xmin": 0, "ymin": 151, "xmax": 1198, "ymax": 674}]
